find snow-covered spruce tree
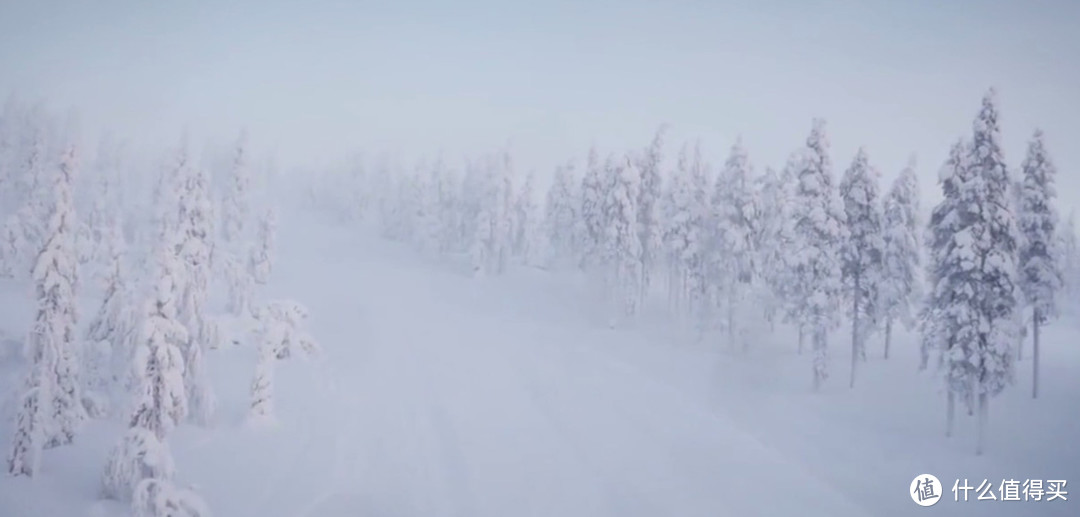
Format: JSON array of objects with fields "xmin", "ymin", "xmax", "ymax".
[
  {"xmin": 965, "ymin": 90, "xmax": 1021, "ymax": 454},
  {"xmin": 174, "ymin": 164, "xmax": 218, "ymax": 424},
  {"xmin": 839, "ymin": 147, "xmax": 884, "ymax": 387},
  {"xmin": 1017, "ymin": 129, "xmax": 1063, "ymax": 399},
  {"xmin": 13, "ymin": 108, "xmax": 52, "ymax": 268},
  {"xmin": 660, "ymin": 143, "xmax": 709, "ymax": 321},
  {"xmin": 249, "ymin": 207, "xmax": 276, "ymax": 285},
  {"xmin": 0, "ymin": 211, "xmax": 27, "ymax": 277},
  {"xmin": 221, "ymin": 131, "xmax": 251, "ymax": 244},
  {"xmin": 1060, "ymin": 212, "xmax": 1080, "ymax": 315},
  {"xmin": 511, "ymin": 170, "xmax": 539, "ymax": 265},
  {"xmin": 7, "ymin": 344, "xmax": 53, "ymax": 476},
  {"xmin": 544, "ymin": 162, "xmax": 580, "ymax": 269},
  {"xmin": 101, "ymin": 232, "xmax": 190, "ymax": 502},
  {"xmin": 249, "ymin": 300, "xmax": 321, "ymax": 424},
  {"xmin": 600, "ymin": 156, "xmax": 643, "ymax": 324},
  {"xmin": 579, "ymin": 147, "xmax": 607, "ymax": 273},
  {"xmin": 708, "ymin": 138, "xmax": 756, "ymax": 350},
  {"xmin": 922, "ymin": 140, "xmax": 970, "ymax": 374},
  {"xmin": 132, "ymin": 477, "xmax": 211, "ymax": 517},
  {"xmin": 636, "ymin": 127, "xmax": 666, "ymax": 304},
  {"xmin": 925, "ymin": 91, "xmax": 1020, "ymax": 455},
  {"xmin": 432, "ymin": 160, "xmax": 461, "ymax": 256},
  {"xmin": 83, "ymin": 216, "xmax": 131, "ymax": 417},
  {"xmin": 752, "ymin": 165, "xmax": 794, "ymax": 332},
  {"xmin": 879, "ymin": 158, "xmax": 921, "ymax": 360},
  {"xmin": 788, "ymin": 120, "xmax": 847, "ymax": 390},
  {"xmin": 37, "ymin": 145, "xmax": 87, "ymax": 448}
]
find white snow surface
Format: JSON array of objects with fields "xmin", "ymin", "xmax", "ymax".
[{"xmin": 1, "ymin": 207, "xmax": 1078, "ymax": 517}]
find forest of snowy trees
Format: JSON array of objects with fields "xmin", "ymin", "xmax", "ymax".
[
  {"xmin": 299, "ymin": 89, "xmax": 1078, "ymax": 456},
  {"xmin": 0, "ymin": 100, "xmax": 318, "ymax": 517},
  {"xmin": 1, "ymin": 88, "xmax": 1079, "ymax": 515}
]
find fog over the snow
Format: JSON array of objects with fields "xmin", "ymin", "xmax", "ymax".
[{"xmin": 1, "ymin": 0, "xmax": 1078, "ymax": 211}]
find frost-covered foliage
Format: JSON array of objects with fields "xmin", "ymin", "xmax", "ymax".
[
  {"xmin": 129, "ymin": 239, "xmax": 190, "ymax": 441},
  {"xmin": 85, "ymin": 217, "xmax": 131, "ymax": 406},
  {"xmin": 511, "ymin": 171, "xmax": 539, "ymax": 265},
  {"xmin": 249, "ymin": 301, "xmax": 320, "ymax": 423},
  {"xmin": 839, "ymin": 147, "xmax": 884, "ymax": 384},
  {"xmin": 101, "ymin": 427, "xmax": 175, "ymax": 502},
  {"xmin": 543, "ymin": 162, "xmax": 579, "ymax": 269},
  {"xmin": 661, "ymin": 143, "xmax": 710, "ymax": 324},
  {"xmin": 752, "ymin": 165, "xmax": 793, "ymax": 329},
  {"xmin": 787, "ymin": 120, "xmax": 847, "ymax": 390},
  {"xmin": 7, "ymin": 342, "xmax": 53, "ymax": 476},
  {"xmin": 249, "ymin": 207, "xmax": 276, "ymax": 285},
  {"xmin": 1017, "ymin": 129, "xmax": 1063, "ymax": 399},
  {"xmin": 923, "ymin": 91, "xmax": 1020, "ymax": 454},
  {"xmin": 636, "ymin": 127, "xmax": 665, "ymax": 301},
  {"xmin": 708, "ymin": 139, "xmax": 756, "ymax": 349},
  {"xmin": 879, "ymin": 159, "xmax": 921, "ymax": 360},
  {"xmin": 174, "ymin": 162, "xmax": 218, "ymax": 425},
  {"xmin": 600, "ymin": 157, "xmax": 643, "ymax": 321},
  {"xmin": 132, "ymin": 477, "xmax": 211, "ymax": 517},
  {"xmin": 1060, "ymin": 212, "xmax": 1080, "ymax": 313},
  {"xmin": 7, "ymin": 144, "xmax": 86, "ymax": 473},
  {"xmin": 221, "ymin": 132, "xmax": 251, "ymax": 244},
  {"xmin": 578, "ymin": 148, "xmax": 607, "ymax": 273},
  {"xmin": 1017, "ymin": 129, "xmax": 1062, "ymax": 323},
  {"xmin": 470, "ymin": 154, "xmax": 513, "ymax": 276},
  {"xmin": 40, "ymin": 145, "xmax": 86, "ymax": 448}
]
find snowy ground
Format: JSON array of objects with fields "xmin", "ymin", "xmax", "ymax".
[{"xmin": 1, "ymin": 208, "xmax": 1077, "ymax": 516}]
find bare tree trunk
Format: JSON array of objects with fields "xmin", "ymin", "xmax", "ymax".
[
  {"xmin": 1033, "ymin": 309, "xmax": 1041, "ymax": 399},
  {"xmin": 945, "ymin": 390, "xmax": 955, "ymax": 438},
  {"xmin": 727, "ymin": 290, "xmax": 736, "ymax": 352},
  {"xmin": 798, "ymin": 326, "xmax": 805, "ymax": 355},
  {"xmin": 975, "ymin": 392, "xmax": 988, "ymax": 456},
  {"xmin": 850, "ymin": 278, "xmax": 860, "ymax": 388},
  {"xmin": 884, "ymin": 318, "xmax": 892, "ymax": 360}
]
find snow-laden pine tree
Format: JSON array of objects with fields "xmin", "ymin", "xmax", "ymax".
[
  {"xmin": 36, "ymin": 145, "xmax": 86, "ymax": 448},
  {"xmin": 1059, "ymin": 212, "xmax": 1080, "ymax": 315},
  {"xmin": 221, "ymin": 131, "xmax": 251, "ymax": 244},
  {"xmin": 249, "ymin": 300, "xmax": 320, "ymax": 424},
  {"xmin": 174, "ymin": 164, "xmax": 218, "ymax": 425},
  {"xmin": 249, "ymin": 207, "xmax": 276, "ymax": 285},
  {"xmin": 544, "ymin": 162, "xmax": 579, "ymax": 269},
  {"xmin": 469, "ymin": 154, "xmax": 513, "ymax": 276},
  {"xmin": 130, "ymin": 235, "xmax": 190, "ymax": 440},
  {"xmin": 600, "ymin": 156, "xmax": 643, "ymax": 324},
  {"xmin": 708, "ymin": 138, "xmax": 756, "ymax": 350},
  {"xmin": 6, "ymin": 339, "xmax": 53, "ymax": 476},
  {"xmin": 84, "ymin": 215, "xmax": 131, "ymax": 416},
  {"xmin": 922, "ymin": 140, "xmax": 970, "ymax": 373},
  {"xmin": 751, "ymin": 165, "xmax": 789, "ymax": 331},
  {"xmin": 579, "ymin": 147, "xmax": 607, "ymax": 273},
  {"xmin": 1017, "ymin": 129, "xmax": 1062, "ymax": 399},
  {"xmin": 660, "ymin": 143, "xmax": 709, "ymax": 321},
  {"xmin": 636, "ymin": 127, "xmax": 666, "ymax": 304},
  {"xmin": 879, "ymin": 158, "xmax": 921, "ymax": 360},
  {"xmin": 511, "ymin": 170, "xmax": 539, "ymax": 265},
  {"xmin": 132, "ymin": 477, "xmax": 211, "ymax": 517},
  {"xmin": 925, "ymin": 91, "xmax": 1020, "ymax": 455},
  {"xmin": 101, "ymin": 231, "xmax": 191, "ymax": 502},
  {"xmin": 434, "ymin": 161, "xmax": 462, "ymax": 255},
  {"xmin": 839, "ymin": 147, "xmax": 884, "ymax": 387},
  {"xmin": 788, "ymin": 120, "xmax": 847, "ymax": 390}
]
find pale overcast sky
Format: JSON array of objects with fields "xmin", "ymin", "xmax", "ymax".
[{"xmin": 1, "ymin": 0, "xmax": 1077, "ymax": 212}]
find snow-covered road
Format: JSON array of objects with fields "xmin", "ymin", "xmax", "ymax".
[{"xmin": 253, "ymin": 219, "xmax": 870, "ymax": 517}]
